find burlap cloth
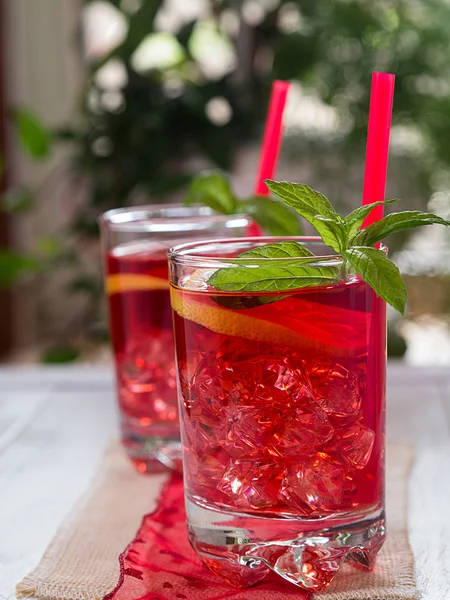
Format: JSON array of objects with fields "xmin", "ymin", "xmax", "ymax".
[{"xmin": 17, "ymin": 443, "xmax": 416, "ymax": 600}]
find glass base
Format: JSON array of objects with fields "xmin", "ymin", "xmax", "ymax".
[
  {"xmin": 186, "ymin": 497, "xmax": 386, "ymax": 592},
  {"xmin": 121, "ymin": 414, "xmax": 182, "ymax": 473}
]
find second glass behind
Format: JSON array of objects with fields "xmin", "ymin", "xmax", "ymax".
[{"xmin": 100, "ymin": 206, "xmax": 250, "ymax": 473}]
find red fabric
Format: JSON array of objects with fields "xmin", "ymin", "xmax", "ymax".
[{"xmin": 104, "ymin": 474, "xmax": 309, "ymax": 600}]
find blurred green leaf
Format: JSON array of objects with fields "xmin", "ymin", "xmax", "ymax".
[
  {"xmin": 387, "ymin": 325, "xmax": 407, "ymax": 358},
  {"xmin": 67, "ymin": 276, "xmax": 102, "ymax": 295},
  {"xmin": 240, "ymin": 196, "xmax": 303, "ymax": 236},
  {"xmin": 12, "ymin": 108, "xmax": 52, "ymax": 160},
  {"xmin": 0, "ymin": 251, "xmax": 40, "ymax": 287},
  {"xmin": 1, "ymin": 187, "xmax": 33, "ymax": 212},
  {"xmin": 185, "ymin": 172, "xmax": 237, "ymax": 214},
  {"xmin": 36, "ymin": 236, "xmax": 63, "ymax": 257},
  {"xmin": 41, "ymin": 346, "xmax": 80, "ymax": 364}
]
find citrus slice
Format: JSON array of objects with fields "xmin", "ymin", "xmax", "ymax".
[
  {"xmin": 107, "ymin": 273, "xmax": 169, "ymax": 295},
  {"xmin": 171, "ymin": 288, "xmax": 336, "ymax": 354},
  {"xmin": 170, "ymin": 285, "xmax": 370, "ymax": 356}
]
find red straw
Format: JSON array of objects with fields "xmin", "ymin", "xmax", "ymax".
[
  {"xmin": 254, "ymin": 80, "xmax": 291, "ymax": 196},
  {"xmin": 361, "ymin": 72, "xmax": 395, "ymax": 228}
]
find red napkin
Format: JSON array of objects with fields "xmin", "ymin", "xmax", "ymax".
[{"xmin": 104, "ymin": 474, "xmax": 309, "ymax": 600}]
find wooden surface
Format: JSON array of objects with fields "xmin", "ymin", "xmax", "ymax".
[{"xmin": 0, "ymin": 364, "xmax": 449, "ymax": 600}]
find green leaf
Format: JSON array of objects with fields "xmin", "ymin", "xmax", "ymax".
[
  {"xmin": 0, "ymin": 251, "xmax": 40, "ymax": 287},
  {"xmin": 1, "ymin": 187, "xmax": 33, "ymax": 212},
  {"xmin": 265, "ymin": 180, "xmax": 340, "ymax": 220},
  {"xmin": 265, "ymin": 180, "xmax": 345, "ymax": 251},
  {"xmin": 12, "ymin": 108, "xmax": 52, "ymax": 160},
  {"xmin": 185, "ymin": 172, "xmax": 237, "ymax": 215},
  {"xmin": 67, "ymin": 276, "xmax": 102, "ymax": 295},
  {"xmin": 208, "ymin": 260, "xmax": 339, "ymax": 293},
  {"xmin": 352, "ymin": 211, "xmax": 450, "ymax": 247},
  {"xmin": 239, "ymin": 241, "xmax": 314, "ymax": 259},
  {"xmin": 345, "ymin": 199, "xmax": 398, "ymax": 241},
  {"xmin": 41, "ymin": 346, "xmax": 80, "ymax": 364},
  {"xmin": 239, "ymin": 196, "xmax": 303, "ymax": 235},
  {"xmin": 36, "ymin": 236, "xmax": 63, "ymax": 257},
  {"xmin": 343, "ymin": 246, "xmax": 407, "ymax": 314}
]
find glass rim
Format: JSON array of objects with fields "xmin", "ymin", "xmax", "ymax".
[
  {"xmin": 99, "ymin": 203, "xmax": 251, "ymax": 233},
  {"xmin": 168, "ymin": 236, "xmax": 359, "ymax": 266}
]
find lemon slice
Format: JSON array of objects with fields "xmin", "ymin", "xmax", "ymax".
[
  {"xmin": 170, "ymin": 286, "xmax": 368, "ymax": 356},
  {"xmin": 171, "ymin": 287, "xmax": 318, "ymax": 349},
  {"xmin": 107, "ymin": 273, "xmax": 169, "ymax": 295}
]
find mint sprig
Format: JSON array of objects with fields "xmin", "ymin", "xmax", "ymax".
[
  {"xmin": 184, "ymin": 171, "xmax": 302, "ymax": 236},
  {"xmin": 207, "ymin": 180, "xmax": 450, "ymax": 314}
]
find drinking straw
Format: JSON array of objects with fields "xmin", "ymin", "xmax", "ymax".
[
  {"xmin": 254, "ymin": 80, "xmax": 291, "ymax": 196},
  {"xmin": 361, "ymin": 72, "xmax": 395, "ymax": 228},
  {"xmin": 247, "ymin": 80, "xmax": 290, "ymax": 236}
]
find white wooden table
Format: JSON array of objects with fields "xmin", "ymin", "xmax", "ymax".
[{"xmin": 0, "ymin": 364, "xmax": 449, "ymax": 600}]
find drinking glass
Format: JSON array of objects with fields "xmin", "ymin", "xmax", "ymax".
[
  {"xmin": 169, "ymin": 237, "xmax": 386, "ymax": 592},
  {"xmin": 100, "ymin": 206, "xmax": 250, "ymax": 473}
]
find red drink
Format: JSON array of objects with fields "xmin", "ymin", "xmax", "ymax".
[
  {"xmin": 170, "ymin": 238, "xmax": 386, "ymax": 592},
  {"xmin": 174, "ymin": 282, "xmax": 385, "ymax": 517},
  {"xmin": 101, "ymin": 206, "xmax": 250, "ymax": 473},
  {"xmin": 107, "ymin": 242, "xmax": 178, "ymax": 469}
]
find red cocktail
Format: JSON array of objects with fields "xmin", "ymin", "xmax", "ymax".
[
  {"xmin": 100, "ymin": 207, "xmax": 250, "ymax": 472},
  {"xmin": 107, "ymin": 242, "xmax": 176, "ymax": 470},
  {"xmin": 169, "ymin": 237, "xmax": 386, "ymax": 592}
]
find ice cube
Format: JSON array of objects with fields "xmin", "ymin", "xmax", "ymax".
[
  {"xmin": 218, "ymin": 459, "xmax": 282, "ymax": 510},
  {"xmin": 187, "ymin": 447, "xmax": 230, "ymax": 493},
  {"xmin": 275, "ymin": 403, "xmax": 334, "ymax": 458},
  {"xmin": 217, "ymin": 406, "xmax": 283, "ymax": 458},
  {"xmin": 184, "ymin": 357, "xmax": 234, "ymax": 428},
  {"xmin": 337, "ymin": 423, "xmax": 375, "ymax": 469},
  {"xmin": 120, "ymin": 331, "xmax": 176, "ymax": 392},
  {"xmin": 280, "ymin": 454, "xmax": 345, "ymax": 515},
  {"xmin": 309, "ymin": 360, "xmax": 363, "ymax": 421}
]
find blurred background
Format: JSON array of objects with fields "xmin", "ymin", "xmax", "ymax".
[{"xmin": 1, "ymin": 0, "xmax": 450, "ymax": 365}]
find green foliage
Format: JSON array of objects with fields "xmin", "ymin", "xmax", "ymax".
[
  {"xmin": 6, "ymin": 0, "xmax": 450, "ymax": 351},
  {"xmin": 185, "ymin": 172, "xmax": 302, "ymax": 235},
  {"xmin": 186, "ymin": 172, "xmax": 236, "ymax": 214},
  {"xmin": 12, "ymin": 108, "xmax": 52, "ymax": 160},
  {"xmin": 1, "ymin": 187, "xmax": 33, "ymax": 212},
  {"xmin": 0, "ymin": 251, "xmax": 40, "ymax": 287},
  {"xmin": 208, "ymin": 257, "xmax": 338, "ymax": 292},
  {"xmin": 344, "ymin": 199, "xmax": 398, "ymax": 239},
  {"xmin": 343, "ymin": 246, "xmax": 407, "ymax": 313},
  {"xmin": 239, "ymin": 241, "xmax": 314, "ymax": 259},
  {"xmin": 211, "ymin": 181, "xmax": 450, "ymax": 313},
  {"xmin": 41, "ymin": 346, "xmax": 80, "ymax": 364},
  {"xmin": 240, "ymin": 196, "xmax": 303, "ymax": 236},
  {"xmin": 352, "ymin": 211, "xmax": 450, "ymax": 247}
]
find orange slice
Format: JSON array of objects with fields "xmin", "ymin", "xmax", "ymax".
[{"xmin": 107, "ymin": 273, "xmax": 169, "ymax": 295}]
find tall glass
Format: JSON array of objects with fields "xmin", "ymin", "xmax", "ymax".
[
  {"xmin": 169, "ymin": 237, "xmax": 386, "ymax": 592},
  {"xmin": 100, "ymin": 206, "xmax": 250, "ymax": 473}
]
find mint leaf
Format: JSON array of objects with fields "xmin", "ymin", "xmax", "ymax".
[
  {"xmin": 265, "ymin": 180, "xmax": 345, "ymax": 251},
  {"xmin": 343, "ymin": 246, "xmax": 407, "ymax": 314},
  {"xmin": 208, "ymin": 261, "xmax": 339, "ymax": 293},
  {"xmin": 352, "ymin": 211, "xmax": 450, "ymax": 247},
  {"xmin": 185, "ymin": 172, "xmax": 236, "ymax": 215},
  {"xmin": 345, "ymin": 199, "xmax": 398, "ymax": 241},
  {"xmin": 266, "ymin": 180, "xmax": 339, "ymax": 220},
  {"xmin": 240, "ymin": 196, "xmax": 303, "ymax": 236},
  {"xmin": 239, "ymin": 241, "xmax": 314, "ymax": 259}
]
